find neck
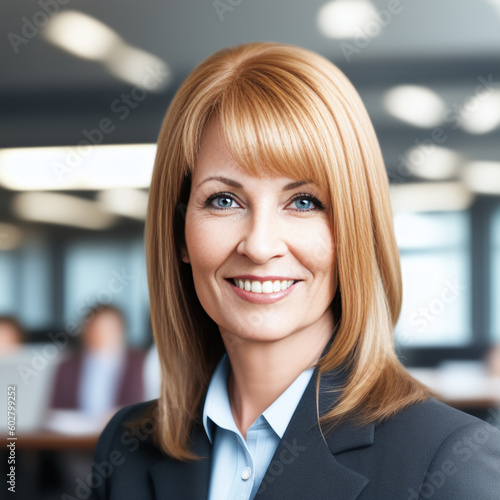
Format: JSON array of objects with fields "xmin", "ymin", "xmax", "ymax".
[{"xmin": 223, "ymin": 310, "xmax": 335, "ymax": 440}]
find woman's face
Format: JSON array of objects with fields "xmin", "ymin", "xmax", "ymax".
[{"xmin": 182, "ymin": 119, "xmax": 336, "ymax": 346}]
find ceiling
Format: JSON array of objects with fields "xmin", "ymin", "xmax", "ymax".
[{"xmin": 2, "ymin": 0, "xmax": 500, "ymax": 92}]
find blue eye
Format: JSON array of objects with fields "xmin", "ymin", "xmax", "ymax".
[
  {"xmin": 290, "ymin": 194, "xmax": 323, "ymax": 211},
  {"xmin": 214, "ymin": 196, "xmax": 234, "ymax": 208},
  {"xmin": 204, "ymin": 193, "xmax": 239, "ymax": 210},
  {"xmin": 293, "ymin": 197, "xmax": 313, "ymax": 210}
]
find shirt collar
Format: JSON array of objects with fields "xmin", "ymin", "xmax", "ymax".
[
  {"xmin": 202, "ymin": 353, "xmax": 315, "ymax": 443},
  {"xmin": 202, "ymin": 353, "xmax": 235, "ymax": 443}
]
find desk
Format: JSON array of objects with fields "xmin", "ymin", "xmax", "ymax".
[
  {"xmin": 4, "ymin": 432, "xmax": 99, "ymax": 451},
  {"xmin": 408, "ymin": 367, "xmax": 500, "ymax": 409},
  {"xmin": 1, "ymin": 431, "xmax": 99, "ymax": 498},
  {"xmin": 2, "ymin": 410, "xmax": 111, "ymax": 452}
]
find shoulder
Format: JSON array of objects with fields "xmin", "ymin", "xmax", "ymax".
[
  {"xmin": 95, "ymin": 399, "xmax": 160, "ymax": 455},
  {"xmin": 411, "ymin": 400, "xmax": 500, "ymax": 499},
  {"xmin": 125, "ymin": 348, "xmax": 147, "ymax": 363},
  {"xmin": 333, "ymin": 398, "xmax": 500, "ymax": 499},
  {"xmin": 89, "ymin": 400, "xmax": 165, "ymax": 500},
  {"xmin": 375, "ymin": 399, "xmax": 500, "ymax": 499},
  {"xmin": 377, "ymin": 397, "xmax": 488, "ymax": 438},
  {"xmin": 376, "ymin": 397, "xmax": 500, "ymax": 458},
  {"xmin": 57, "ymin": 350, "xmax": 82, "ymax": 368},
  {"xmin": 53, "ymin": 351, "xmax": 82, "ymax": 381}
]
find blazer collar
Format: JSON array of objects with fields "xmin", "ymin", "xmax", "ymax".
[
  {"xmin": 149, "ymin": 354, "xmax": 374, "ymax": 500},
  {"xmin": 149, "ymin": 417, "xmax": 213, "ymax": 499},
  {"xmin": 253, "ymin": 365, "xmax": 373, "ymax": 499}
]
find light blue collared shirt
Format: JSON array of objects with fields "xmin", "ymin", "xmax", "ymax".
[
  {"xmin": 203, "ymin": 353, "xmax": 315, "ymax": 500},
  {"xmin": 78, "ymin": 350, "xmax": 124, "ymax": 416}
]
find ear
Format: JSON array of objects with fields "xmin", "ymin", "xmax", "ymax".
[{"xmin": 180, "ymin": 245, "xmax": 190, "ymax": 264}]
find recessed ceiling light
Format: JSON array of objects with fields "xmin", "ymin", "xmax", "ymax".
[
  {"xmin": 460, "ymin": 90, "xmax": 500, "ymax": 135},
  {"xmin": 403, "ymin": 146, "xmax": 463, "ymax": 180},
  {"xmin": 43, "ymin": 11, "xmax": 170, "ymax": 91},
  {"xmin": 462, "ymin": 161, "xmax": 500, "ymax": 194},
  {"xmin": 384, "ymin": 85, "xmax": 446, "ymax": 128},
  {"xmin": 43, "ymin": 10, "xmax": 120, "ymax": 60},
  {"xmin": 317, "ymin": 0, "xmax": 380, "ymax": 39},
  {"xmin": 12, "ymin": 192, "xmax": 118, "ymax": 230},
  {"xmin": 97, "ymin": 188, "xmax": 148, "ymax": 220},
  {"xmin": 390, "ymin": 182, "xmax": 474, "ymax": 212}
]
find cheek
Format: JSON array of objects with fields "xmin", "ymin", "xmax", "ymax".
[
  {"xmin": 184, "ymin": 217, "xmax": 234, "ymax": 276},
  {"xmin": 184, "ymin": 218, "xmax": 236, "ymax": 324},
  {"xmin": 295, "ymin": 223, "xmax": 335, "ymax": 276}
]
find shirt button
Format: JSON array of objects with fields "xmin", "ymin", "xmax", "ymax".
[{"xmin": 241, "ymin": 467, "xmax": 252, "ymax": 480}]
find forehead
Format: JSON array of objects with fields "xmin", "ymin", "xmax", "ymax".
[
  {"xmin": 192, "ymin": 118, "xmax": 236, "ymax": 175},
  {"xmin": 87, "ymin": 311, "xmax": 122, "ymax": 327},
  {"xmin": 0, "ymin": 323, "xmax": 18, "ymax": 334},
  {"xmin": 192, "ymin": 118, "xmax": 320, "ymax": 190}
]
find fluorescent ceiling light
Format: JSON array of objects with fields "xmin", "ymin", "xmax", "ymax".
[
  {"xmin": 0, "ymin": 144, "xmax": 156, "ymax": 191},
  {"xmin": 404, "ymin": 146, "xmax": 463, "ymax": 180},
  {"xmin": 104, "ymin": 45, "xmax": 170, "ymax": 91},
  {"xmin": 12, "ymin": 192, "xmax": 117, "ymax": 230},
  {"xmin": 43, "ymin": 11, "xmax": 120, "ymax": 60},
  {"xmin": 460, "ymin": 90, "xmax": 500, "ymax": 135},
  {"xmin": 43, "ymin": 11, "xmax": 170, "ymax": 91},
  {"xmin": 97, "ymin": 188, "xmax": 148, "ymax": 220},
  {"xmin": 462, "ymin": 161, "xmax": 500, "ymax": 194},
  {"xmin": 390, "ymin": 182, "xmax": 474, "ymax": 212},
  {"xmin": 317, "ymin": 0, "xmax": 380, "ymax": 39},
  {"xmin": 384, "ymin": 85, "xmax": 446, "ymax": 128},
  {"xmin": 0, "ymin": 223, "xmax": 23, "ymax": 251}
]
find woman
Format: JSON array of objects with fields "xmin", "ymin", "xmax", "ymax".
[{"xmin": 89, "ymin": 42, "xmax": 500, "ymax": 499}]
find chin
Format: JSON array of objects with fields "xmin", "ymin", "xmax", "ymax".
[{"xmin": 222, "ymin": 322, "xmax": 296, "ymax": 345}]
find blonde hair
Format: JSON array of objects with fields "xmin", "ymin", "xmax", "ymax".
[{"xmin": 145, "ymin": 41, "xmax": 432, "ymax": 461}]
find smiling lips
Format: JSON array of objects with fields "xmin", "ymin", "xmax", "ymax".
[
  {"xmin": 227, "ymin": 276, "xmax": 300, "ymax": 295},
  {"xmin": 232, "ymin": 278, "xmax": 295, "ymax": 294},
  {"xmin": 226, "ymin": 277, "xmax": 301, "ymax": 304}
]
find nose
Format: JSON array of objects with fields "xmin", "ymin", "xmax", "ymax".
[{"xmin": 236, "ymin": 206, "xmax": 288, "ymax": 264}]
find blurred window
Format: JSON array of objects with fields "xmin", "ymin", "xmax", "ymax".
[
  {"xmin": 393, "ymin": 212, "xmax": 471, "ymax": 346},
  {"xmin": 0, "ymin": 236, "xmax": 52, "ymax": 329},
  {"xmin": 492, "ymin": 205, "xmax": 500, "ymax": 341},
  {"xmin": 64, "ymin": 237, "xmax": 149, "ymax": 346},
  {"xmin": 0, "ymin": 251, "xmax": 17, "ymax": 313}
]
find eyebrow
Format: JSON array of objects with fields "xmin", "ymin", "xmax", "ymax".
[{"xmin": 195, "ymin": 176, "xmax": 315, "ymax": 191}]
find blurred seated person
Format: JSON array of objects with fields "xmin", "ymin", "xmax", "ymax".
[
  {"xmin": 0, "ymin": 315, "xmax": 24, "ymax": 354},
  {"xmin": 487, "ymin": 343, "xmax": 500, "ymax": 377},
  {"xmin": 51, "ymin": 304, "xmax": 146, "ymax": 417}
]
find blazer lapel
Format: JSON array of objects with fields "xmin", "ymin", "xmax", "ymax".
[
  {"xmin": 148, "ymin": 416, "xmax": 213, "ymax": 500},
  {"xmin": 148, "ymin": 344, "xmax": 374, "ymax": 500},
  {"xmin": 255, "ymin": 366, "xmax": 374, "ymax": 500}
]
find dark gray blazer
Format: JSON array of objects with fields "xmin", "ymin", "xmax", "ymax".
[{"xmin": 88, "ymin": 361, "xmax": 500, "ymax": 500}]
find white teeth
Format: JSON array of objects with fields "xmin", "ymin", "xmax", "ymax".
[{"xmin": 233, "ymin": 279, "xmax": 297, "ymax": 294}]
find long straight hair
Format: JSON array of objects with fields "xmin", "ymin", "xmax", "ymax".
[{"xmin": 145, "ymin": 41, "xmax": 432, "ymax": 461}]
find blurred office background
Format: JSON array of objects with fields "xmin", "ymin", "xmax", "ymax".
[{"xmin": 1, "ymin": 0, "xmax": 500, "ymax": 498}]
